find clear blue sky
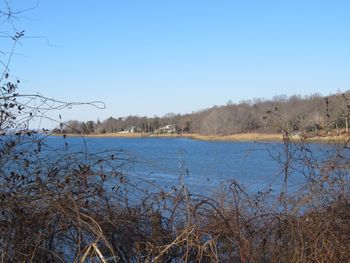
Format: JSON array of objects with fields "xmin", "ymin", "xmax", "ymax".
[{"xmin": 7, "ymin": 0, "xmax": 350, "ymax": 126}]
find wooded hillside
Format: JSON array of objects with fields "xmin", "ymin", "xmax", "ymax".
[{"xmin": 59, "ymin": 92, "xmax": 350, "ymax": 136}]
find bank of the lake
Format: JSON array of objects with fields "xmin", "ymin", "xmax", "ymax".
[{"xmin": 52, "ymin": 132, "xmax": 349, "ymax": 142}]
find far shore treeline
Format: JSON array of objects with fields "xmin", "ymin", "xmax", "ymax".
[{"xmin": 56, "ymin": 91, "xmax": 350, "ymax": 136}]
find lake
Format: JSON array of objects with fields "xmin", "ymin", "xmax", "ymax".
[{"xmin": 43, "ymin": 136, "xmax": 332, "ymax": 196}]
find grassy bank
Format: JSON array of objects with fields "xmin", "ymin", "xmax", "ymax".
[{"xmin": 52, "ymin": 132, "xmax": 350, "ymax": 142}]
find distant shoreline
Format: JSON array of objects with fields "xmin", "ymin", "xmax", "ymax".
[{"xmin": 51, "ymin": 132, "xmax": 349, "ymax": 142}]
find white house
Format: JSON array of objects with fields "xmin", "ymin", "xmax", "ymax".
[{"xmin": 158, "ymin": 124, "xmax": 177, "ymax": 133}]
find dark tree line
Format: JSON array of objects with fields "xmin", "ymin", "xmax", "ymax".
[{"xmin": 58, "ymin": 91, "xmax": 350, "ymax": 136}]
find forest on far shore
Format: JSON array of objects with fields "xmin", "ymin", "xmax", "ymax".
[{"xmin": 58, "ymin": 91, "xmax": 350, "ymax": 136}]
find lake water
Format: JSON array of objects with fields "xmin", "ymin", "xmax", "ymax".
[{"xmin": 44, "ymin": 136, "xmax": 332, "ymax": 195}]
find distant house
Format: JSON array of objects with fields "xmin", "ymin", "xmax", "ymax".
[
  {"xmin": 158, "ymin": 124, "xmax": 177, "ymax": 134},
  {"xmin": 126, "ymin": 126, "xmax": 141, "ymax": 133}
]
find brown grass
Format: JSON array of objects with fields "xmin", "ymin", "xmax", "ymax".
[{"xmin": 53, "ymin": 132, "xmax": 350, "ymax": 143}]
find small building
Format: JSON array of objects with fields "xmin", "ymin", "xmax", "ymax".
[{"xmin": 158, "ymin": 124, "xmax": 177, "ymax": 134}]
